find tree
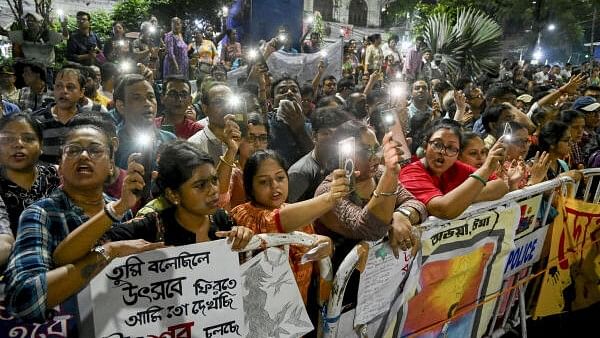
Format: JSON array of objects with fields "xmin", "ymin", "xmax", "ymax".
[
  {"xmin": 112, "ymin": 0, "xmax": 151, "ymax": 32},
  {"xmin": 423, "ymin": 8, "xmax": 502, "ymax": 83}
]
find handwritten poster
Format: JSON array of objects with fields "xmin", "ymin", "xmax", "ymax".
[
  {"xmin": 90, "ymin": 239, "xmax": 245, "ymax": 338},
  {"xmin": 355, "ymin": 242, "xmax": 414, "ymax": 326},
  {"xmin": 240, "ymin": 247, "xmax": 313, "ymax": 337}
]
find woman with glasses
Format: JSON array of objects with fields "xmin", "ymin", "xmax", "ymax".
[
  {"xmin": 0, "ymin": 114, "xmax": 60, "ymax": 237},
  {"xmin": 400, "ymin": 119, "xmax": 509, "ymax": 219},
  {"xmin": 315, "ymin": 120, "xmax": 426, "ymax": 258},
  {"xmin": 51, "ymin": 141, "xmax": 255, "ymax": 272},
  {"xmin": 4, "ymin": 116, "xmax": 164, "ymax": 323}
]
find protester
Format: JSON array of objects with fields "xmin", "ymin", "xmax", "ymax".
[
  {"xmin": 231, "ymin": 150, "xmax": 346, "ymax": 302},
  {"xmin": 402, "ymin": 36, "xmax": 426, "ymax": 83},
  {"xmin": 155, "ymin": 76, "xmax": 203, "ymax": 139},
  {"xmin": 221, "ymin": 29, "xmax": 242, "ymax": 70},
  {"xmin": 400, "ymin": 119, "xmax": 511, "ymax": 219},
  {"xmin": 15, "ymin": 62, "xmax": 51, "ymax": 112},
  {"xmin": 52, "ymin": 140, "xmax": 255, "ymax": 271},
  {"xmin": 0, "ymin": 66, "xmax": 20, "ymax": 104},
  {"xmin": 8, "ymin": 11, "xmax": 64, "ymax": 66},
  {"xmin": 560, "ymin": 109, "xmax": 586, "ymax": 169},
  {"xmin": 189, "ymin": 30, "xmax": 218, "ymax": 83},
  {"xmin": 66, "ymin": 11, "xmax": 103, "ymax": 66},
  {"xmin": 103, "ymin": 21, "xmax": 131, "ymax": 63},
  {"xmin": 458, "ymin": 132, "xmax": 488, "ymax": 168},
  {"xmin": 0, "ymin": 113, "xmax": 60, "ymax": 236},
  {"xmin": 132, "ymin": 22, "xmax": 160, "ymax": 74},
  {"xmin": 79, "ymin": 66, "xmax": 110, "ymax": 113},
  {"xmin": 302, "ymin": 32, "xmax": 321, "ymax": 53},
  {"xmin": 31, "ymin": 67, "xmax": 85, "ymax": 163},
  {"xmin": 4, "ymin": 117, "xmax": 163, "ymax": 322},
  {"xmin": 114, "ymin": 74, "xmax": 176, "ymax": 169},
  {"xmin": 364, "ymin": 34, "xmax": 383, "ymax": 75},
  {"xmin": 163, "ymin": 17, "xmax": 189, "ymax": 79}
]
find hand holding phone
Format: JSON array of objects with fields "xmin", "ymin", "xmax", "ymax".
[{"xmin": 338, "ymin": 137, "xmax": 356, "ymax": 190}]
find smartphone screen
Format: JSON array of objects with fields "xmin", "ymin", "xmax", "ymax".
[{"xmin": 338, "ymin": 137, "xmax": 356, "ymax": 189}]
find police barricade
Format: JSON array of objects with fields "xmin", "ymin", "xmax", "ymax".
[
  {"xmin": 322, "ymin": 176, "xmax": 573, "ymax": 338},
  {"xmin": 0, "ymin": 231, "xmax": 331, "ymax": 338}
]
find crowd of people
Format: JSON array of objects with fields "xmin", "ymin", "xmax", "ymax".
[{"xmin": 0, "ymin": 9, "xmax": 598, "ymax": 331}]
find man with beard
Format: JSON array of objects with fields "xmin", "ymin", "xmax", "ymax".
[
  {"xmin": 114, "ymin": 74, "xmax": 176, "ymax": 169},
  {"xmin": 288, "ymin": 107, "xmax": 351, "ymax": 202},
  {"xmin": 408, "ymin": 80, "xmax": 432, "ymax": 119},
  {"xmin": 268, "ymin": 76, "xmax": 314, "ymax": 165}
]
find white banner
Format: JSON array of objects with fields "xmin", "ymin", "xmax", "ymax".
[
  {"xmin": 503, "ymin": 225, "xmax": 548, "ymax": 278},
  {"xmin": 89, "ymin": 240, "xmax": 245, "ymax": 338},
  {"xmin": 227, "ymin": 40, "xmax": 344, "ymax": 88}
]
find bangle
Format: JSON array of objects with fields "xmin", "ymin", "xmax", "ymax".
[
  {"xmin": 219, "ymin": 155, "xmax": 235, "ymax": 168},
  {"xmin": 92, "ymin": 245, "xmax": 111, "ymax": 263},
  {"xmin": 373, "ymin": 187, "xmax": 400, "ymax": 198},
  {"xmin": 469, "ymin": 174, "xmax": 487, "ymax": 186},
  {"xmin": 104, "ymin": 201, "xmax": 125, "ymax": 223}
]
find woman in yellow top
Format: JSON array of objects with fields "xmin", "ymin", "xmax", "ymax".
[{"xmin": 189, "ymin": 30, "xmax": 217, "ymax": 83}]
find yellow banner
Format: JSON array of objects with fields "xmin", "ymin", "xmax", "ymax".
[{"xmin": 533, "ymin": 195, "xmax": 600, "ymax": 317}]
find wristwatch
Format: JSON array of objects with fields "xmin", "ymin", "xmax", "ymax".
[
  {"xmin": 396, "ymin": 207, "xmax": 412, "ymax": 221},
  {"xmin": 92, "ymin": 245, "xmax": 111, "ymax": 263}
]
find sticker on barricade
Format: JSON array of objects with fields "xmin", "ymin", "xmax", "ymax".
[
  {"xmin": 503, "ymin": 225, "xmax": 548, "ymax": 278},
  {"xmin": 89, "ymin": 239, "xmax": 245, "ymax": 338}
]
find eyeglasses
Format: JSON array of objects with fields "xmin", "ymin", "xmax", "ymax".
[
  {"xmin": 0, "ymin": 134, "xmax": 38, "ymax": 145},
  {"xmin": 428, "ymin": 140, "xmax": 459, "ymax": 157},
  {"xmin": 166, "ymin": 91, "xmax": 190, "ymax": 100},
  {"xmin": 246, "ymin": 134, "xmax": 268, "ymax": 144},
  {"xmin": 62, "ymin": 144, "xmax": 108, "ymax": 159}
]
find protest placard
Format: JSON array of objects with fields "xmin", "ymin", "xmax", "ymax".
[{"xmin": 89, "ymin": 239, "xmax": 245, "ymax": 338}]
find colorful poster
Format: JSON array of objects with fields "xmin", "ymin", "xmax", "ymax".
[
  {"xmin": 392, "ymin": 204, "xmax": 519, "ymax": 338},
  {"xmin": 240, "ymin": 247, "xmax": 313, "ymax": 337},
  {"xmin": 89, "ymin": 240, "xmax": 245, "ymax": 338},
  {"xmin": 533, "ymin": 195, "xmax": 600, "ymax": 317}
]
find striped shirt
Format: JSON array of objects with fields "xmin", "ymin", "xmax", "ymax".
[
  {"xmin": 3, "ymin": 188, "xmax": 128, "ymax": 322},
  {"xmin": 30, "ymin": 105, "xmax": 82, "ymax": 164}
]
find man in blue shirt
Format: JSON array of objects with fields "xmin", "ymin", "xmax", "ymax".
[
  {"xmin": 113, "ymin": 74, "xmax": 175, "ymax": 169},
  {"xmin": 66, "ymin": 11, "xmax": 103, "ymax": 66}
]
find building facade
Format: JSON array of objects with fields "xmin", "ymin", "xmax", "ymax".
[{"xmin": 304, "ymin": 0, "xmax": 384, "ymax": 28}]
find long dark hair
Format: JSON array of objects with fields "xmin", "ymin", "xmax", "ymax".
[
  {"xmin": 156, "ymin": 141, "xmax": 214, "ymax": 194},
  {"xmin": 243, "ymin": 150, "xmax": 288, "ymax": 203}
]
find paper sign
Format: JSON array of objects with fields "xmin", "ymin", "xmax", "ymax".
[
  {"xmin": 503, "ymin": 225, "xmax": 548, "ymax": 278},
  {"xmin": 90, "ymin": 239, "xmax": 245, "ymax": 338}
]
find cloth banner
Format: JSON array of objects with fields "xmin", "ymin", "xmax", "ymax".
[
  {"xmin": 533, "ymin": 195, "xmax": 600, "ymax": 317},
  {"xmin": 240, "ymin": 247, "xmax": 313, "ymax": 337},
  {"xmin": 388, "ymin": 204, "xmax": 519, "ymax": 338},
  {"xmin": 89, "ymin": 239, "xmax": 245, "ymax": 338},
  {"xmin": 227, "ymin": 41, "xmax": 343, "ymax": 88}
]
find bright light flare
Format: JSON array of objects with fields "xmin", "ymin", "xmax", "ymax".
[
  {"xmin": 137, "ymin": 132, "xmax": 153, "ymax": 147},
  {"xmin": 247, "ymin": 49, "xmax": 258, "ymax": 60},
  {"xmin": 547, "ymin": 24, "xmax": 556, "ymax": 31},
  {"xmin": 222, "ymin": 6, "xmax": 229, "ymax": 17},
  {"xmin": 305, "ymin": 15, "xmax": 314, "ymax": 24},
  {"xmin": 148, "ymin": 26, "xmax": 157, "ymax": 34},
  {"xmin": 533, "ymin": 49, "xmax": 543, "ymax": 60},
  {"xmin": 118, "ymin": 40, "xmax": 126, "ymax": 47},
  {"xmin": 120, "ymin": 61, "xmax": 133, "ymax": 73},
  {"xmin": 320, "ymin": 50, "xmax": 328, "ymax": 58},
  {"xmin": 278, "ymin": 34, "xmax": 287, "ymax": 42},
  {"xmin": 56, "ymin": 9, "xmax": 64, "ymax": 18},
  {"xmin": 228, "ymin": 95, "xmax": 242, "ymax": 107}
]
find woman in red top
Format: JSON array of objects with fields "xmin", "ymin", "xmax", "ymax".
[{"xmin": 400, "ymin": 119, "xmax": 510, "ymax": 219}]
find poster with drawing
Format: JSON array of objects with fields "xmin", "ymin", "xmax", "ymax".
[
  {"xmin": 89, "ymin": 240, "xmax": 245, "ymax": 338},
  {"xmin": 241, "ymin": 247, "xmax": 313, "ymax": 338}
]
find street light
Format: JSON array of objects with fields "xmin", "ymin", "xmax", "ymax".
[
  {"xmin": 533, "ymin": 49, "xmax": 544, "ymax": 61},
  {"xmin": 547, "ymin": 24, "xmax": 556, "ymax": 31}
]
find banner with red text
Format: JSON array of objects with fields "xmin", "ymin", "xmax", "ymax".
[{"xmin": 533, "ymin": 195, "xmax": 600, "ymax": 317}]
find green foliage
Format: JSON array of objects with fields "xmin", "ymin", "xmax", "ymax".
[
  {"xmin": 423, "ymin": 8, "xmax": 502, "ymax": 83},
  {"xmin": 147, "ymin": 0, "xmax": 224, "ymax": 29},
  {"xmin": 112, "ymin": 0, "xmax": 151, "ymax": 31}
]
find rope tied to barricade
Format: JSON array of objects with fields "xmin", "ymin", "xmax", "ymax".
[{"xmin": 404, "ymin": 224, "xmax": 600, "ymax": 337}]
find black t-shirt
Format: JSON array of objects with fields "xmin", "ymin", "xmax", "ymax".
[{"xmin": 103, "ymin": 207, "xmax": 235, "ymax": 246}]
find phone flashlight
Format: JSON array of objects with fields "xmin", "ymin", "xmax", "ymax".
[
  {"xmin": 278, "ymin": 34, "xmax": 287, "ymax": 42},
  {"xmin": 136, "ymin": 132, "xmax": 155, "ymax": 200},
  {"xmin": 503, "ymin": 122, "xmax": 512, "ymax": 141},
  {"xmin": 338, "ymin": 137, "xmax": 355, "ymax": 180}
]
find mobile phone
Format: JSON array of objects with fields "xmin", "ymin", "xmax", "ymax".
[
  {"xmin": 380, "ymin": 107, "xmax": 411, "ymax": 165},
  {"xmin": 234, "ymin": 112, "xmax": 248, "ymax": 138},
  {"xmin": 338, "ymin": 137, "xmax": 355, "ymax": 190},
  {"xmin": 503, "ymin": 122, "xmax": 512, "ymax": 141}
]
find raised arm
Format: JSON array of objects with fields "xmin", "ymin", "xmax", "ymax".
[{"xmin": 278, "ymin": 169, "xmax": 350, "ymax": 232}]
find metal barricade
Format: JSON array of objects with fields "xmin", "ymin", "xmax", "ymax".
[
  {"xmin": 323, "ymin": 177, "xmax": 572, "ymax": 338},
  {"xmin": 574, "ymin": 168, "xmax": 600, "ymax": 203}
]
